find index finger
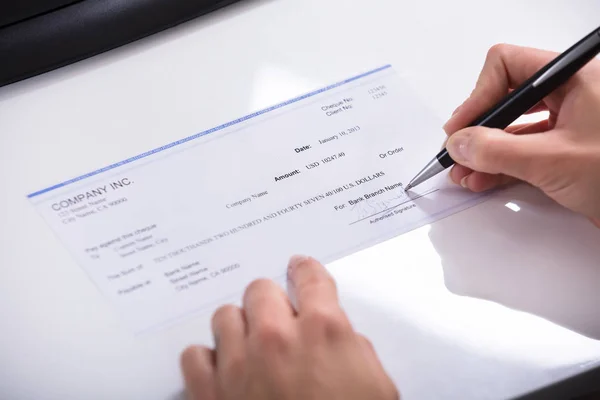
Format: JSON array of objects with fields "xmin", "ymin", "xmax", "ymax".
[
  {"xmin": 287, "ymin": 255, "xmax": 339, "ymax": 314},
  {"xmin": 444, "ymin": 44, "xmax": 563, "ymax": 135}
]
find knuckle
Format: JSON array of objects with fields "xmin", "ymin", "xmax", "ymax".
[
  {"xmin": 254, "ymin": 321, "xmax": 292, "ymax": 353},
  {"xmin": 487, "ymin": 43, "xmax": 509, "ymax": 60},
  {"xmin": 304, "ymin": 308, "xmax": 350, "ymax": 341},
  {"xmin": 359, "ymin": 335, "xmax": 375, "ymax": 353},
  {"xmin": 222, "ymin": 352, "xmax": 246, "ymax": 379}
]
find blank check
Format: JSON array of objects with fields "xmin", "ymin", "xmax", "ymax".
[{"xmin": 29, "ymin": 65, "xmax": 486, "ymax": 333}]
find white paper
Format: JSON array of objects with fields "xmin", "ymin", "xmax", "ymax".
[{"xmin": 28, "ymin": 65, "xmax": 486, "ymax": 333}]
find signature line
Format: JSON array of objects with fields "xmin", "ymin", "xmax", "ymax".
[{"xmin": 349, "ymin": 188, "xmax": 440, "ymax": 225}]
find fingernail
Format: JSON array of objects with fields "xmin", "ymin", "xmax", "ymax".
[
  {"xmin": 442, "ymin": 119, "xmax": 452, "ymax": 133},
  {"xmin": 287, "ymin": 255, "xmax": 308, "ymax": 311},
  {"xmin": 447, "ymin": 134, "xmax": 471, "ymax": 163},
  {"xmin": 452, "ymin": 105, "xmax": 462, "ymax": 116},
  {"xmin": 460, "ymin": 174, "xmax": 470, "ymax": 189},
  {"xmin": 287, "ymin": 255, "xmax": 309, "ymax": 277}
]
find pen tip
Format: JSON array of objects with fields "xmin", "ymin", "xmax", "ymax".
[{"xmin": 404, "ymin": 184, "xmax": 412, "ymax": 192}]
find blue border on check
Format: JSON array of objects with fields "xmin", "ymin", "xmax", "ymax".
[{"xmin": 27, "ymin": 64, "xmax": 392, "ymax": 198}]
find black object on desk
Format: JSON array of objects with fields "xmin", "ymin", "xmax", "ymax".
[
  {"xmin": 0, "ymin": 0, "xmax": 243, "ymax": 88},
  {"xmin": 513, "ymin": 364, "xmax": 600, "ymax": 400}
]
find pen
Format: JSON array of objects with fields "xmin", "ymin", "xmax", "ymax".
[{"xmin": 404, "ymin": 26, "xmax": 600, "ymax": 191}]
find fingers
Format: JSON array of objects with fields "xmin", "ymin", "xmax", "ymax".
[
  {"xmin": 443, "ymin": 44, "xmax": 562, "ymax": 191},
  {"xmin": 507, "ymin": 119, "xmax": 552, "ymax": 135},
  {"xmin": 180, "ymin": 345, "xmax": 217, "ymax": 400},
  {"xmin": 449, "ymin": 164, "xmax": 473, "ymax": 184},
  {"xmin": 446, "ymin": 126, "xmax": 558, "ymax": 186},
  {"xmin": 287, "ymin": 255, "xmax": 339, "ymax": 314},
  {"xmin": 288, "ymin": 255, "xmax": 353, "ymax": 342},
  {"xmin": 211, "ymin": 305, "xmax": 246, "ymax": 370},
  {"xmin": 355, "ymin": 335, "xmax": 401, "ymax": 400},
  {"xmin": 243, "ymin": 278, "xmax": 295, "ymax": 331},
  {"xmin": 460, "ymin": 172, "xmax": 516, "ymax": 192},
  {"xmin": 505, "ymin": 119, "xmax": 549, "ymax": 135},
  {"xmin": 448, "ymin": 118, "xmax": 553, "ymax": 192},
  {"xmin": 524, "ymin": 101, "xmax": 549, "ymax": 115},
  {"xmin": 357, "ymin": 334, "xmax": 377, "ymax": 358},
  {"xmin": 449, "ymin": 163, "xmax": 517, "ymax": 192},
  {"xmin": 444, "ymin": 44, "xmax": 562, "ymax": 135}
]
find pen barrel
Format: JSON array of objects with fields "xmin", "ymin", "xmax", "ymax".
[
  {"xmin": 473, "ymin": 28, "xmax": 600, "ymax": 130},
  {"xmin": 437, "ymin": 26, "xmax": 600, "ymax": 169}
]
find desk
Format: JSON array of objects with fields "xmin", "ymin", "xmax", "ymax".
[{"xmin": 1, "ymin": 0, "xmax": 599, "ymax": 399}]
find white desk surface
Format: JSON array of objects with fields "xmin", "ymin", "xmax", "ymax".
[{"xmin": 1, "ymin": 1, "xmax": 600, "ymax": 399}]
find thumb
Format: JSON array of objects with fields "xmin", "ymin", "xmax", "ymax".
[{"xmin": 446, "ymin": 126, "xmax": 554, "ymax": 185}]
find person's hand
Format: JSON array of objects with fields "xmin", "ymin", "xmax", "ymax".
[
  {"xmin": 180, "ymin": 255, "xmax": 399, "ymax": 400},
  {"xmin": 443, "ymin": 44, "xmax": 600, "ymax": 227}
]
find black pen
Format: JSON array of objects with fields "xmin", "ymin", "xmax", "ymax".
[{"xmin": 404, "ymin": 26, "xmax": 600, "ymax": 191}]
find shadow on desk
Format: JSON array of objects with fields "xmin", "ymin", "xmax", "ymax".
[{"xmin": 425, "ymin": 183, "xmax": 600, "ymax": 340}]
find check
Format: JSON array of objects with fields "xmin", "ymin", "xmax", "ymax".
[{"xmin": 29, "ymin": 65, "xmax": 486, "ymax": 333}]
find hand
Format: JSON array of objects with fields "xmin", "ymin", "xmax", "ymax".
[
  {"xmin": 180, "ymin": 255, "xmax": 399, "ymax": 400},
  {"xmin": 443, "ymin": 44, "xmax": 600, "ymax": 226}
]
